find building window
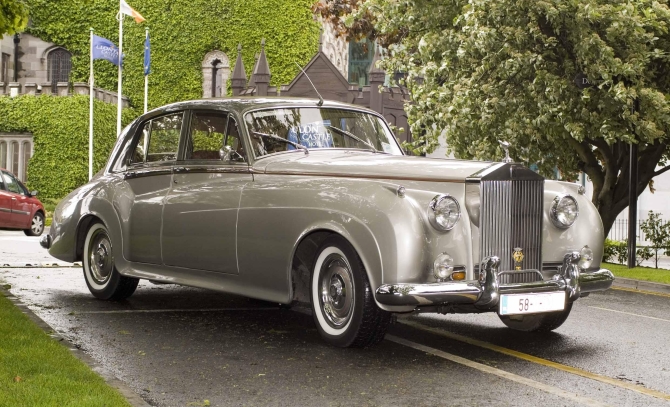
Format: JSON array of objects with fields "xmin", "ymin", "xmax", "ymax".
[
  {"xmin": 47, "ymin": 48, "xmax": 72, "ymax": 92},
  {"xmin": 22, "ymin": 141, "xmax": 31, "ymax": 180},
  {"xmin": 348, "ymin": 39, "xmax": 374, "ymax": 87},
  {"xmin": 201, "ymin": 51, "xmax": 230, "ymax": 99},
  {"xmin": 11, "ymin": 141, "xmax": 19, "ymax": 176},
  {"xmin": 0, "ymin": 142, "xmax": 6, "ymax": 169},
  {"xmin": 212, "ymin": 59, "xmax": 222, "ymax": 97},
  {"xmin": 1, "ymin": 53, "xmax": 9, "ymax": 83}
]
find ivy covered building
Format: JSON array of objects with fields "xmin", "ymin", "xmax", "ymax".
[{"xmin": 0, "ymin": 0, "xmax": 394, "ymax": 191}]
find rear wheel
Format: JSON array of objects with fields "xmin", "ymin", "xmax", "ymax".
[
  {"xmin": 83, "ymin": 222, "xmax": 138, "ymax": 300},
  {"xmin": 24, "ymin": 212, "xmax": 44, "ymax": 236},
  {"xmin": 498, "ymin": 302, "xmax": 573, "ymax": 332},
  {"xmin": 310, "ymin": 235, "xmax": 390, "ymax": 348}
]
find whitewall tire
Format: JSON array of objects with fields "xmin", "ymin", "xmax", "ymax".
[
  {"xmin": 83, "ymin": 222, "xmax": 138, "ymax": 300},
  {"xmin": 310, "ymin": 235, "xmax": 390, "ymax": 348}
]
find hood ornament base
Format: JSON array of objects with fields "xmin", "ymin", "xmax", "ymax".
[{"xmin": 498, "ymin": 140, "xmax": 513, "ymax": 163}]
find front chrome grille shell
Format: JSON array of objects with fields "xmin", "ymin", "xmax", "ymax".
[{"xmin": 468, "ymin": 163, "xmax": 544, "ymax": 273}]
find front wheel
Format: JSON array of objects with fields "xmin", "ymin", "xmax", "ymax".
[
  {"xmin": 24, "ymin": 212, "xmax": 45, "ymax": 236},
  {"xmin": 83, "ymin": 222, "xmax": 139, "ymax": 300},
  {"xmin": 498, "ymin": 302, "xmax": 573, "ymax": 332},
  {"xmin": 310, "ymin": 235, "xmax": 391, "ymax": 348}
]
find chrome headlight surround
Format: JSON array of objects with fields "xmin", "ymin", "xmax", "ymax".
[
  {"xmin": 550, "ymin": 194, "xmax": 579, "ymax": 229},
  {"xmin": 427, "ymin": 194, "xmax": 461, "ymax": 231}
]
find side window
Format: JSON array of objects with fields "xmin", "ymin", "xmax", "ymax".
[
  {"xmin": 186, "ymin": 112, "xmax": 228, "ymax": 160},
  {"xmin": 130, "ymin": 113, "xmax": 183, "ymax": 165},
  {"xmin": 224, "ymin": 118, "xmax": 247, "ymax": 163},
  {"xmin": 2, "ymin": 172, "xmax": 23, "ymax": 195}
]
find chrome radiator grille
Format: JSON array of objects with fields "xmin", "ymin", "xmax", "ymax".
[
  {"xmin": 498, "ymin": 270, "xmax": 543, "ymax": 285},
  {"xmin": 479, "ymin": 178, "xmax": 544, "ymax": 271}
]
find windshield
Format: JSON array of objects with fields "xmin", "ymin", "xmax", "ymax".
[{"xmin": 244, "ymin": 107, "xmax": 403, "ymax": 157}]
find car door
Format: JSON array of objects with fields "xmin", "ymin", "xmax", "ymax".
[
  {"xmin": 121, "ymin": 112, "xmax": 184, "ymax": 264},
  {"xmin": 1, "ymin": 171, "xmax": 32, "ymax": 228},
  {"xmin": 161, "ymin": 110, "xmax": 252, "ymax": 274},
  {"xmin": 0, "ymin": 173, "xmax": 12, "ymax": 226}
]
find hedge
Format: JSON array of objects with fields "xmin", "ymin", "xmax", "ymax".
[{"xmin": 0, "ymin": 95, "xmax": 134, "ymax": 200}]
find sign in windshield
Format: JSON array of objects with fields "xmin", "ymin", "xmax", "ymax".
[{"xmin": 244, "ymin": 108, "xmax": 403, "ymax": 157}]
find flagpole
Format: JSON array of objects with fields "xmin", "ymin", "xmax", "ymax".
[
  {"xmin": 89, "ymin": 28, "xmax": 94, "ymax": 181},
  {"xmin": 117, "ymin": 2, "xmax": 123, "ymax": 138},
  {"xmin": 144, "ymin": 27, "xmax": 148, "ymax": 114}
]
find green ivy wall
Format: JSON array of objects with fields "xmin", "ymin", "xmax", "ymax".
[
  {"xmin": 0, "ymin": 96, "xmax": 134, "ymax": 199},
  {"xmin": 26, "ymin": 0, "xmax": 320, "ymax": 108},
  {"xmin": 1, "ymin": 1, "xmax": 319, "ymax": 199}
]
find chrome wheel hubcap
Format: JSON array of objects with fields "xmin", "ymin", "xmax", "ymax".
[
  {"xmin": 88, "ymin": 229, "xmax": 113, "ymax": 284},
  {"xmin": 319, "ymin": 254, "xmax": 354, "ymax": 328},
  {"xmin": 31, "ymin": 215, "xmax": 43, "ymax": 234}
]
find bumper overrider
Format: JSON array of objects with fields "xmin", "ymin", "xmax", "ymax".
[{"xmin": 375, "ymin": 251, "xmax": 614, "ymax": 308}]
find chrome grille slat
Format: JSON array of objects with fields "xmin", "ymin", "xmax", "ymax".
[{"xmin": 479, "ymin": 172, "xmax": 543, "ymax": 272}]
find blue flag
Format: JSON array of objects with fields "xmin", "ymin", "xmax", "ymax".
[
  {"xmin": 92, "ymin": 35, "xmax": 121, "ymax": 66},
  {"xmin": 143, "ymin": 33, "xmax": 150, "ymax": 76}
]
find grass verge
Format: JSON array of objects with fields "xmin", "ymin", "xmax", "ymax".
[
  {"xmin": 0, "ymin": 291, "xmax": 131, "ymax": 407},
  {"xmin": 604, "ymin": 263, "xmax": 670, "ymax": 285}
]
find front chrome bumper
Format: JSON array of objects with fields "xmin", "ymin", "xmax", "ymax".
[{"xmin": 375, "ymin": 251, "xmax": 614, "ymax": 308}]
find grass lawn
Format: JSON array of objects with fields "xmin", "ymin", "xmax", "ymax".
[
  {"xmin": 0, "ymin": 292, "xmax": 131, "ymax": 407},
  {"xmin": 604, "ymin": 263, "xmax": 670, "ymax": 285}
]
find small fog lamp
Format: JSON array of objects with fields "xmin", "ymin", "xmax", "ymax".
[
  {"xmin": 451, "ymin": 271, "xmax": 466, "ymax": 281},
  {"xmin": 579, "ymin": 245, "xmax": 594, "ymax": 269},
  {"xmin": 433, "ymin": 253, "xmax": 454, "ymax": 280}
]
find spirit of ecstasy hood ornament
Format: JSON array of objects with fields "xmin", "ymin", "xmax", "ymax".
[{"xmin": 498, "ymin": 140, "xmax": 513, "ymax": 163}]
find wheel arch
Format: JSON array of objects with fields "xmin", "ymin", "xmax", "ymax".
[{"xmin": 288, "ymin": 222, "xmax": 383, "ymax": 306}]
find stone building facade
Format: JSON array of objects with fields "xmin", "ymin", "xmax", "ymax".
[{"xmin": 0, "ymin": 33, "xmax": 128, "ymax": 182}]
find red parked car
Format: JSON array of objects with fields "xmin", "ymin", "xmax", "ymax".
[{"xmin": 0, "ymin": 169, "xmax": 45, "ymax": 236}]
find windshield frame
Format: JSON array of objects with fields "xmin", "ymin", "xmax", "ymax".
[{"xmin": 242, "ymin": 105, "xmax": 404, "ymax": 161}]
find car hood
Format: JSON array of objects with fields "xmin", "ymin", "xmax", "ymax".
[{"xmin": 254, "ymin": 151, "xmax": 495, "ymax": 182}]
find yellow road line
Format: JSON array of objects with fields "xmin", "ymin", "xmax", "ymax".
[
  {"xmin": 588, "ymin": 306, "xmax": 670, "ymax": 323},
  {"xmin": 399, "ymin": 319, "xmax": 670, "ymax": 401},
  {"xmin": 611, "ymin": 286, "xmax": 670, "ymax": 298},
  {"xmin": 387, "ymin": 335, "xmax": 611, "ymax": 407}
]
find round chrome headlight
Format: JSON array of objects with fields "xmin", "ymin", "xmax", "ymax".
[
  {"xmin": 428, "ymin": 194, "xmax": 461, "ymax": 231},
  {"xmin": 579, "ymin": 245, "xmax": 594, "ymax": 269},
  {"xmin": 550, "ymin": 194, "xmax": 579, "ymax": 229}
]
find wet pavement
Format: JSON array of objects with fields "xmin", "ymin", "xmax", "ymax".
[{"xmin": 2, "ymin": 230, "xmax": 670, "ymax": 406}]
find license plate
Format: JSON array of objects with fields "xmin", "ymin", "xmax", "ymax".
[{"xmin": 499, "ymin": 292, "xmax": 565, "ymax": 315}]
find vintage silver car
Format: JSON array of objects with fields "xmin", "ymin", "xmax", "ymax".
[{"xmin": 41, "ymin": 98, "xmax": 614, "ymax": 347}]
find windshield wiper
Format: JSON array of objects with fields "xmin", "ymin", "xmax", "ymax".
[
  {"xmin": 250, "ymin": 131, "xmax": 309, "ymax": 155},
  {"xmin": 325, "ymin": 125, "xmax": 380, "ymax": 152}
]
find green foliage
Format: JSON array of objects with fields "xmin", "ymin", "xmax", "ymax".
[
  {"xmin": 605, "ymin": 262, "xmax": 670, "ymax": 284},
  {"xmin": 604, "ymin": 239, "xmax": 628, "ymax": 264},
  {"xmin": 0, "ymin": 95, "xmax": 134, "ymax": 199},
  {"xmin": 25, "ymin": 0, "xmax": 319, "ymax": 109},
  {"xmin": 603, "ymin": 238, "xmax": 653, "ymax": 266},
  {"xmin": 353, "ymin": 0, "xmax": 670, "ymax": 234},
  {"xmin": 0, "ymin": 0, "xmax": 28, "ymax": 35},
  {"xmin": 0, "ymin": 294, "xmax": 132, "ymax": 406},
  {"xmin": 640, "ymin": 210, "xmax": 670, "ymax": 268}
]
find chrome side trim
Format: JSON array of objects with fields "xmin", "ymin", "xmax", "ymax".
[
  {"xmin": 123, "ymin": 167, "xmax": 173, "ymax": 179},
  {"xmin": 173, "ymin": 166, "xmax": 250, "ymax": 174},
  {"xmin": 0, "ymin": 207, "xmax": 11, "ymax": 213},
  {"xmin": 12, "ymin": 209, "xmax": 31, "ymax": 215}
]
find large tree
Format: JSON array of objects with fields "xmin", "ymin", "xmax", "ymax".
[
  {"xmin": 0, "ymin": 0, "xmax": 28, "ymax": 36},
  {"xmin": 319, "ymin": 0, "xmax": 670, "ymax": 235}
]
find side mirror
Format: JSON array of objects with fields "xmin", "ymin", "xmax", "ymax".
[
  {"xmin": 30, "ymin": 190, "xmax": 38, "ymax": 197},
  {"xmin": 219, "ymin": 145, "xmax": 233, "ymax": 161}
]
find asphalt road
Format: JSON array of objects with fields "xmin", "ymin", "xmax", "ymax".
[{"xmin": 1, "ymin": 229, "xmax": 670, "ymax": 407}]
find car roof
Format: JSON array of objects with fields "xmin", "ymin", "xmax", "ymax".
[{"xmin": 146, "ymin": 97, "xmax": 379, "ymax": 117}]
